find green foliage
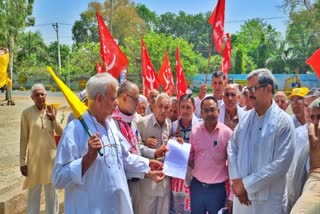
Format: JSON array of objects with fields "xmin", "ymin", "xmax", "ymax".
[
  {"xmin": 48, "ymin": 42, "xmax": 71, "ymax": 68},
  {"xmin": 234, "ymin": 46, "xmax": 244, "ymax": 74},
  {"xmin": 68, "ymin": 42, "xmax": 100, "ymax": 79},
  {"xmin": 257, "ymin": 33, "xmax": 267, "ymax": 68},
  {"xmin": 72, "ymin": 0, "xmax": 147, "ymax": 45},
  {"xmin": 122, "ymin": 32, "xmax": 207, "ymax": 81}
]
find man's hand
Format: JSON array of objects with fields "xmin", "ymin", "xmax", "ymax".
[
  {"xmin": 227, "ymin": 199, "xmax": 233, "ymax": 214},
  {"xmin": 237, "ymin": 192, "xmax": 251, "ymax": 206},
  {"xmin": 149, "ymin": 159, "xmax": 163, "ymax": 170},
  {"xmin": 87, "ymin": 133, "xmax": 102, "ymax": 159},
  {"xmin": 145, "ymin": 137, "xmax": 158, "ymax": 148},
  {"xmin": 82, "ymin": 133, "xmax": 102, "ymax": 176},
  {"xmin": 154, "ymin": 144, "xmax": 169, "ymax": 158},
  {"xmin": 176, "ymin": 136, "xmax": 184, "ymax": 144},
  {"xmin": 198, "ymin": 84, "xmax": 207, "ymax": 100},
  {"xmin": 232, "ymin": 178, "xmax": 246, "ymax": 196},
  {"xmin": 46, "ymin": 105, "xmax": 56, "ymax": 121},
  {"xmin": 20, "ymin": 165, "xmax": 28, "ymax": 176},
  {"xmin": 145, "ymin": 170, "xmax": 165, "ymax": 183}
]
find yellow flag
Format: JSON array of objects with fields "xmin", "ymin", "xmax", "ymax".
[
  {"xmin": 47, "ymin": 66, "xmax": 87, "ymax": 119},
  {"xmin": 0, "ymin": 49, "xmax": 10, "ymax": 88}
]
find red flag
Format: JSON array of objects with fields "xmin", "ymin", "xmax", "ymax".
[
  {"xmin": 208, "ymin": 0, "xmax": 225, "ymax": 55},
  {"xmin": 220, "ymin": 33, "xmax": 232, "ymax": 75},
  {"xmin": 158, "ymin": 49, "xmax": 174, "ymax": 96},
  {"xmin": 176, "ymin": 47, "xmax": 188, "ymax": 100},
  {"xmin": 141, "ymin": 39, "xmax": 160, "ymax": 96},
  {"xmin": 97, "ymin": 12, "xmax": 128, "ymax": 79},
  {"xmin": 95, "ymin": 61, "xmax": 105, "ymax": 73},
  {"xmin": 306, "ymin": 48, "xmax": 320, "ymax": 79}
]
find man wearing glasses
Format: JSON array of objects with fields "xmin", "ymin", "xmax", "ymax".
[
  {"xmin": 228, "ymin": 68, "xmax": 295, "ymax": 214},
  {"xmin": 20, "ymin": 83, "xmax": 63, "ymax": 214},
  {"xmin": 288, "ymin": 87, "xmax": 309, "ymax": 128},
  {"xmin": 52, "ymin": 73, "xmax": 163, "ymax": 214},
  {"xmin": 112, "ymin": 80, "xmax": 167, "ymax": 213}
]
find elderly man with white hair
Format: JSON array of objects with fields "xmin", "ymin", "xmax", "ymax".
[
  {"xmin": 20, "ymin": 83, "xmax": 63, "ymax": 214},
  {"xmin": 136, "ymin": 94, "xmax": 148, "ymax": 117},
  {"xmin": 52, "ymin": 73, "xmax": 163, "ymax": 214}
]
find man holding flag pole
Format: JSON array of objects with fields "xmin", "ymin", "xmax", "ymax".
[{"xmin": 49, "ymin": 67, "xmax": 163, "ymax": 213}]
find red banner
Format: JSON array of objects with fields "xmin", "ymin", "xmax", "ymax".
[
  {"xmin": 306, "ymin": 48, "xmax": 320, "ymax": 79},
  {"xmin": 97, "ymin": 12, "xmax": 128, "ymax": 79},
  {"xmin": 141, "ymin": 39, "xmax": 160, "ymax": 95},
  {"xmin": 208, "ymin": 0, "xmax": 225, "ymax": 55},
  {"xmin": 220, "ymin": 33, "xmax": 232, "ymax": 75},
  {"xmin": 158, "ymin": 49, "xmax": 174, "ymax": 96},
  {"xmin": 176, "ymin": 47, "xmax": 188, "ymax": 100}
]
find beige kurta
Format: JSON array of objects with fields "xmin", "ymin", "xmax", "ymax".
[
  {"xmin": 20, "ymin": 105, "xmax": 63, "ymax": 190},
  {"xmin": 136, "ymin": 114, "xmax": 172, "ymax": 214}
]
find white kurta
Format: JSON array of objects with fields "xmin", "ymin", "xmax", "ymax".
[
  {"xmin": 52, "ymin": 111, "xmax": 150, "ymax": 214},
  {"xmin": 228, "ymin": 101, "xmax": 295, "ymax": 214}
]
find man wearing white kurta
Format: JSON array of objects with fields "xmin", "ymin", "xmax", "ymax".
[
  {"xmin": 52, "ymin": 73, "xmax": 160, "ymax": 214},
  {"xmin": 228, "ymin": 68, "xmax": 295, "ymax": 214}
]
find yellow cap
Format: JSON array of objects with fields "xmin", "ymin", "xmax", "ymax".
[{"xmin": 288, "ymin": 87, "xmax": 309, "ymax": 99}]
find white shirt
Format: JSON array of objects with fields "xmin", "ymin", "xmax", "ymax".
[{"xmin": 52, "ymin": 111, "xmax": 150, "ymax": 214}]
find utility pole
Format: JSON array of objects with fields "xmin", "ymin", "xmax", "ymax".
[
  {"xmin": 110, "ymin": 0, "xmax": 113, "ymax": 33},
  {"xmin": 52, "ymin": 23, "xmax": 62, "ymax": 74},
  {"xmin": 67, "ymin": 55, "xmax": 70, "ymax": 87}
]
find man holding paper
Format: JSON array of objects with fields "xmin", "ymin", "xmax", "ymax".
[
  {"xmin": 136, "ymin": 93, "xmax": 172, "ymax": 214},
  {"xmin": 189, "ymin": 96, "xmax": 233, "ymax": 214}
]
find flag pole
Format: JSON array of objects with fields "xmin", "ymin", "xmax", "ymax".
[{"xmin": 204, "ymin": 38, "xmax": 213, "ymax": 84}]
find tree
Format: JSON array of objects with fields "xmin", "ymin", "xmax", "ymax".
[
  {"xmin": 69, "ymin": 42, "xmax": 100, "ymax": 80},
  {"xmin": 257, "ymin": 33, "xmax": 267, "ymax": 68},
  {"xmin": 72, "ymin": 0, "xmax": 147, "ymax": 45},
  {"xmin": 234, "ymin": 19, "xmax": 282, "ymax": 70},
  {"xmin": 48, "ymin": 42, "xmax": 71, "ymax": 74},
  {"xmin": 135, "ymin": 3, "xmax": 159, "ymax": 31},
  {"xmin": 285, "ymin": 6, "xmax": 320, "ymax": 73},
  {"xmin": 15, "ymin": 31, "xmax": 51, "ymax": 80},
  {"xmin": 234, "ymin": 46, "xmax": 244, "ymax": 74},
  {"xmin": 122, "ymin": 32, "xmax": 207, "ymax": 88},
  {"xmin": 0, "ymin": 0, "xmax": 35, "ymax": 103}
]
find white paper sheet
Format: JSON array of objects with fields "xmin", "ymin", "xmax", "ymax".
[{"xmin": 163, "ymin": 139, "xmax": 191, "ymax": 179}]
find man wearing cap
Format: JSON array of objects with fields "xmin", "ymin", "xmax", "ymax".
[
  {"xmin": 290, "ymin": 98, "xmax": 320, "ymax": 213},
  {"xmin": 286, "ymin": 89, "xmax": 320, "ymax": 212},
  {"xmin": 288, "ymin": 87, "xmax": 309, "ymax": 128}
]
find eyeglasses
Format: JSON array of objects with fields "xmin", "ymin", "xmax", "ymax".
[
  {"xmin": 202, "ymin": 108, "xmax": 217, "ymax": 113},
  {"xmin": 290, "ymin": 98, "xmax": 304, "ymax": 104},
  {"xmin": 126, "ymin": 93, "xmax": 139, "ymax": 102},
  {"xmin": 247, "ymin": 85, "xmax": 268, "ymax": 94},
  {"xmin": 224, "ymin": 93, "xmax": 237, "ymax": 98}
]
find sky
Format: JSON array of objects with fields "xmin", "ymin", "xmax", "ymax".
[{"xmin": 26, "ymin": 0, "xmax": 289, "ymax": 46}]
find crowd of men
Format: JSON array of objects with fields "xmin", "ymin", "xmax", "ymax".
[{"xmin": 19, "ymin": 68, "xmax": 320, "ymax": 214}]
